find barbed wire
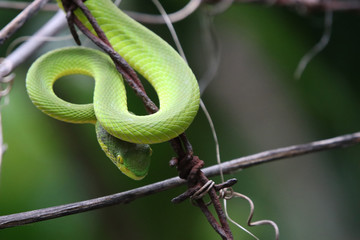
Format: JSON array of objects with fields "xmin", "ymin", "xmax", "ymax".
[{"xmin": 0, "ymin": 130, "xmax": 359, "ymax": 229}]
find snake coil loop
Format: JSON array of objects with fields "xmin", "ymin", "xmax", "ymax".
[{"xmin": 26, "ymin": 0, "xmax": 200, "ymax": 179}]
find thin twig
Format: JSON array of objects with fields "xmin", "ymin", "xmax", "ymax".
[
  {"xmin": 121, "ymin": 0, "xmax": 360, "ymax": 25},
  {"xmin": 1, "ymin": 0, "xmax": 360, "ymax": 16},
  {"xmin": 205, "ymin": 131, "xmax": 360, "ymax": 175},
  {"xmin": 0, "ymin": 0, "xmax": 357, "ymax": 77},
  {"xmin": 0, "ymin": 131, "xmax": 359, "ymax": 229},
  {"xmin": 294, "ymin": 10, "xmax": 333, "ymax": 79},
  {"xmin": 233, "ymin": 192, "xmax": 280, "ymax": 240},
  {"xmin": 0, "ymin": 10, "xmax": 67, "ymax": 78},
  {"xmin": 0, "ymin": 0, "xmax": 50, "ymax": 45},
  {"xmin": 206, "ymin": 0, "xmax": 360, "ymax": 11},
  {"xmin": 0, "ymin": 0, "xmax": 201, "ymax": 22},
  {"xmin": 0, "ymin": 1, "xmax": 58, "ymax": 11},
  {"xmin": 0, "ymin": 112, "xmax": 4, "ymax": 174},
  {"xmin": 126, "ymin": 0, "xmax": 202, "ymax": 24}
]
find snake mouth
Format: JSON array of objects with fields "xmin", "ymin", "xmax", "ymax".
[
  {"xmin": 116, "ymin": 155, "xmax": 147, "ymax": 180},
  {"xmin": 118, "ymin": 164, "xmax": 147, "ymax": 180}
]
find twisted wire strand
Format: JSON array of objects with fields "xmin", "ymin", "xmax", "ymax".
[
  {"xmin": 191, "ymin": 180, "xmax": 216, "ymax": 200},
  {"xmin": 0, "ymin": 61, "xmax": 15, "ymax": 109},
  {"xmin": 126, "ymin": 0, "xmax": 202, "ymax": 24},
  {"xmin": 0, "ymin": 72, "xmax": 14, "ymax": 98},
  {"xmin": 223, "ymin": 193, "xmax": 260, "ymax": 239},
  {"xmin": 226, "ymin": 190, "xmax": 280, "ymax": 240},
  {"xmin": 190, "ymin": 180, "xmax": 215, "ymax": 206},
  {"xmin": 207, "ymin": 0, "xmax": 234, "ymax": 15},
  {"xmin": 294, "ymin": 9, "xmax": 333, "ymax": 79},
  {"xmin": 198, "ymin": 10, "xmax": 221, "ymax": 94}
]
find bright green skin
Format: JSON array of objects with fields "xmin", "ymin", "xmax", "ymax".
[{"xmin": 26, "ymin": 0, "xmax": 200, "ymax": 180}]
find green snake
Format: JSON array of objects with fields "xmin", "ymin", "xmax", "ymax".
[{"xmin": 26, "ymin": 0, "xmax": 200, "ymax": 180}]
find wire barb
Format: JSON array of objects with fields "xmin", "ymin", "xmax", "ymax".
[{"xmin": 191, "ymin": 180, "xmax": 215, "ymax": 200}]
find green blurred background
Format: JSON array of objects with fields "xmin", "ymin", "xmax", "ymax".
[{"xmin": 0, "ymin": 0, "xmax": 360, "ymax": 239}]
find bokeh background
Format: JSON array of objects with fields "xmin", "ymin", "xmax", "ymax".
[{"xmin": 0, "ymin": 0, "xmax": 360, "ymax": 239}]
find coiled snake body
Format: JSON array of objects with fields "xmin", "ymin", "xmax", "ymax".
[{"xmin": 26, "ymin": 0, "xmax": 200, "ymax": 180}]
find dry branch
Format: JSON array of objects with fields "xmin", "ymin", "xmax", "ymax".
[
  {"xmin": 0, "ymin": 1, "xmax": 58, "ymax": 11},
  {"xmin": 208, "ymin": 0, "xmax": 360, "ymax": 12},
  {"xmin": 0, "ymin": 11, "xmax": 67, "ymax": 78},
  {"xmin": 0, "ymin": 131, "xmax": 359, "ymax": 229},
  {"xmin": 0, "ymin": 0, "xmax": 50, "ymax": 45}
]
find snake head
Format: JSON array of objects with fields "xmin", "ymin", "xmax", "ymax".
[{"xmin": 95, "ymin": 122, "xmax": 152, "ymax": 180}]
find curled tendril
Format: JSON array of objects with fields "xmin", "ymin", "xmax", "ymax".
[{"xmin": 220, "ymin": 188, "xmax": 280, "ymax": 240}]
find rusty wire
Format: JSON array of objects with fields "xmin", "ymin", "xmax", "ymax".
[
  {"xmin": 0, "ymin": 131, "xmax": 359, "ymax": 230},
  {"xmin": 59, "ymin": 0, "xmax": 235, "ymax": 238}
]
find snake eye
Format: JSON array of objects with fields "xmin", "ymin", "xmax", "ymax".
[{"xmin": 117, "ymin": 155, "xmax": 124, "ymax": 164}]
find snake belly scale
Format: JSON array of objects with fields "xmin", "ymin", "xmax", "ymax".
[{"xmin": 26, "ymin": 0, "xmax": 200, "ymax": 179}]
